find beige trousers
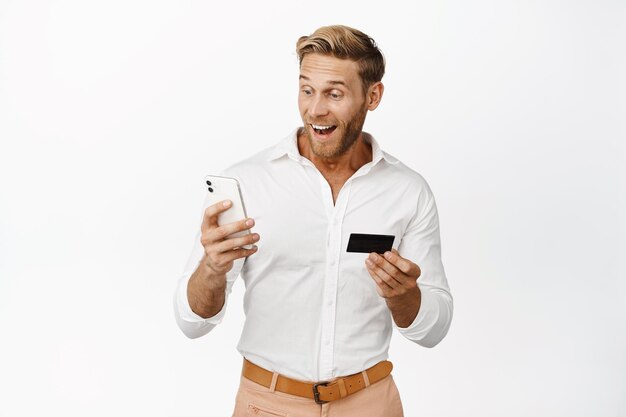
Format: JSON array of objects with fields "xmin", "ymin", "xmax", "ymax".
[{"xmin": 231, "ymin": 374, "xmax": 404, "ymax": 417}]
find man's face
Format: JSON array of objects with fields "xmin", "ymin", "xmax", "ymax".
[{"xmin": 298, "ymin": 53, "xmax": 369, "ymax": 159}]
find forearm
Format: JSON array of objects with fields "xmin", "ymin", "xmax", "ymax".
[
  {"xmin": 187, "ymin": 256, "xmax": 227, "ymax": 319},
  {"xmin": 385, "ymin": 286, "xmax": 421, "ymax": 328}
]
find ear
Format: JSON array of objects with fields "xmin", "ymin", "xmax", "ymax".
[{"xmin": 366, "ymin": 82, "xmax": 384, "ymax": 111}]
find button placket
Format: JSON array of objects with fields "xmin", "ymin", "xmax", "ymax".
[{"xmin": 318, "ymin": 182, "xmax": 352, "ymax": 380}]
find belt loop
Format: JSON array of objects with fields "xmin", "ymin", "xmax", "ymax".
[
  {"xmin": 337, "ymin": 378, "xmax": 348, "ymax": 398},
  {"xmin": 361, "ymin": 370, "xmax": 370, "ymax": 387},
  {"xmin": 269, "ymin": 372, "xmax": 279, "ymax": 392}
]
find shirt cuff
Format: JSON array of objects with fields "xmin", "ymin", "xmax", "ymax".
[{"xmin": 175, "ymin": 272, "xmax": 228, "ymax": 325}]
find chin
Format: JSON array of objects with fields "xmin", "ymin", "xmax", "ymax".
[{"xmin": 306, "ymin": 128, "xmax": 342, "ymax": 157}]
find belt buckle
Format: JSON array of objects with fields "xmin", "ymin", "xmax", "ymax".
[{"xmin": 312, "ymin": 381, "xmax": 330, "ymax": 404}]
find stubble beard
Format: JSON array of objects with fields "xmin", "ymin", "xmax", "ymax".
[{"xmin": 305, "ymin": 105, "xmax": 368, "ymax": 160}]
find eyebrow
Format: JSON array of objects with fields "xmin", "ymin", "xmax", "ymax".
[{"xmin": 299, "ymin": 75, "xmax": 347, "ymax": 87}]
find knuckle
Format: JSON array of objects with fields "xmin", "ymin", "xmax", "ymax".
[
  {"xmin": 205, "ymin": 205, "xmax": 219, "ymax": 218},
  {"xmin": 215, "ymin": 227, "xmax": 228, "ymax": 240},
  {"xmin": 231, "ymin": 239, "xmax": 244, "ymax": 250}
]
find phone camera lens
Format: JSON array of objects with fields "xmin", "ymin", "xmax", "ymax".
[
  {"xmin": 208, "ymin": 187, "xmax": 214, "ymax": 192},
  {"xmin": 206, "ymin": 180, "xmax": 212, "ymax": 186}
]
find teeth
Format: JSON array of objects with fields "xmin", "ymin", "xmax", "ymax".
[{"xmin": 312, "ymin": 124, "xmax": 333, "ymax": 130}]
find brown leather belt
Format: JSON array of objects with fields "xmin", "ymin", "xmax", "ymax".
[{"xmin": 242, "ymin": 358, "xmax": 393, "ymax": 404}]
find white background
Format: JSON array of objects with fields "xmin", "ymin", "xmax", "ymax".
[{"xmin": 1, "ymin": 1, "xmax": 624, "ymax": 416}]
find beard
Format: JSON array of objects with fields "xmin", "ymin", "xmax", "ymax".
[{"xmin": 304, "ymin": 104, "xmax": 368, "ymax": 159}]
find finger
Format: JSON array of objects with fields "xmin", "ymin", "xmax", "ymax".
[
  {"xmin": 368, "ymin": 253, "xmax": 406, "ymax": 286},
  {"xmin": 201, "ymin": 200, "xmax": 233, "ymax": 233},
  {"xmin": 365, "ymin": 264, "xmax": 394, "ymax": 298},
  {"xmin": 365, "ymin": 258, "xmax": 399, "ymax": 289},
  {"xmin": 209, "ymin": 218, "xmax": 255, "ymax": 243},
  {"xmin": 214, "ymin": 232, "xmax": 260, "ymax": 252},
  {"xmin": 384, "ymin": 250, "xmax": 421, "ymax": 277},
  {"xmin": 206, "ymin": 245, "xmax": 258, "ymax": 273},
  {"xmin": 371, "ymin": 280, "xmax": 387, "ymax": 298},
  {"xmin": 367, "ymin": 269, "xmax": 394, "ymax": 292},
  {"xmin": 219, "ymin": 245, "xmax": 259, "ymax": 264}
]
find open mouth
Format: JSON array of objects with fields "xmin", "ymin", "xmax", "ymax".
[{"xmin": 311, "ymin": 124, "xmax": 337, "ymax": 137}]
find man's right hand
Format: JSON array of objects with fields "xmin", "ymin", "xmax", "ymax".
[
  {"xmin": 188, "ymin": 200, "xmax": 259, "ymax": 318},
  {"xmin": 200, "ymin": 199, "xmax": 260, "ymax": 276}
]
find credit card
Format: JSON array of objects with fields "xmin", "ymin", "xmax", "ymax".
[{"xmin": 346, "ymin": 233, "xmax": 395, "ymax": 254}]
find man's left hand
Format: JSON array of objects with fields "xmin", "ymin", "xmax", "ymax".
[{"xmin": 365, "ymin": 249, "xmax": 422, "ymax": 327}]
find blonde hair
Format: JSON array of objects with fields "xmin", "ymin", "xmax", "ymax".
[{"xmin": 296, "ymin": 25, "xmax": 385, "ymax": 94}]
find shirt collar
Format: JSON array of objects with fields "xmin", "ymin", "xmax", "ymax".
[{"xmin": 267, "ymin": 127, "xmax": 399, "ymax": 165}]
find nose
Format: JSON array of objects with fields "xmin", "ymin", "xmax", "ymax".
[{"xmin": 308, "ymin": 94, "xmax": 329, "ymax": 118}]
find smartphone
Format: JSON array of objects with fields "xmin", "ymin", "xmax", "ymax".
[{"xmin": 204, "ymin": 175, "xmax": 252, "ymax": 248}]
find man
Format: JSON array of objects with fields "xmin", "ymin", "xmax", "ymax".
[{"xmin": 174, "ymin": 25, "xmax": 453, "ymax": 416}]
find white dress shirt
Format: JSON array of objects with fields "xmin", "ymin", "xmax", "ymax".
[{"xmin": 174, "ymin": 128, "xmax": 453, "ymax": 382}]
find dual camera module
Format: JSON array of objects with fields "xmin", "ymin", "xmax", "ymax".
[{"xmin": 206, "ymin": 180, "xmax": 213, "ymax": 193}]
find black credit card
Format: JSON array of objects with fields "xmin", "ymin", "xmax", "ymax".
[{"xmin": 346, "ymin": 233, "xmax": 395, "ymax": 254}]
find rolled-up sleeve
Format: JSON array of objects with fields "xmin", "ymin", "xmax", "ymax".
[
  {"xmin": 173, "ymin": 191, "xmax": 243, "ymax": 339},
  {"xmin": 395, "ymin": 185, "xmax": 453, "ymax": 347}
]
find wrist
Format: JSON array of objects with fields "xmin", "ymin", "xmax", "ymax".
[
  {"xmin": 386, "ymin": 287, "xmax": 421, "ymax": 328},
  {"xmin": 198, "ymin": 258, "xmax": 227, "ymax": 288},
  {"xmin": 197, "ymin": 271, "xmax": 227, "ymax": 294}
]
